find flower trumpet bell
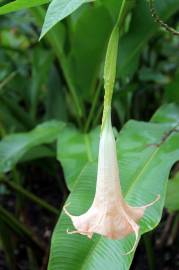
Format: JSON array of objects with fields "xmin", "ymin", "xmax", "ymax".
[{"xmin": 64, "ymin": 113, "xmax": 159, "ymax": 253}]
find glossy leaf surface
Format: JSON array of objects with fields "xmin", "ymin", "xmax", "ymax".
[
  {"xmin": 40, "ymin": 0, "xmax": 91, "ymax": 39},
  {"xmin": 48, "ymin": 104, "xmax": 179, "ymax": 270},
  {"xmin": 0, "ymin": 0, "xmax": 50, "ymax": 15},
  {"xmin": 0, "ymin": 121, "xmax": 65, "ymax": 173}
]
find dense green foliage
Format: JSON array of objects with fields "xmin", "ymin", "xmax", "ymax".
[{"xmin": 0, "ymin": 0, "xmax": 179, "ymax": 270}]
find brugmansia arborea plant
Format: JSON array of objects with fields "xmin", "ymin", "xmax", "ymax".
[{"xmin": 64, "ymin": 1, "xmax": 160, "ymax": 254}]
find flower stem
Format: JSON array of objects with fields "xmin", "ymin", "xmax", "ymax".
[
  {"xmin": 102, "ymin": 25, "xmax": 119, "ymax": 130},
  {"xmin": 101, "ymin": 0, "xmax": 134, "ymax": 130}
]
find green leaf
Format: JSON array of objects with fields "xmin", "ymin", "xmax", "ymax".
[
  {"xmin": 0, "ymin": 121, "xmax": 65, "ymax": 173},
  {"xmin": 0, "ymin": 0, "xmax": 50, "ymax": 15},
  {"xmin": 165, "ymin": 173, "xmax": 179, "ymax": 212},
  {"xmin": 67, "ymin": 5, "xmax": 113, "ymax": 101},
  {"xmin": 57, "ymin": 125, "xmax": 99, "ymax": 190},
  {"xmin": 117, "ymin": 0, "xmax": 179, "ymax": 79},
  {"xmin": 98, "ymin": 0, "xmax": 122, "ymax": 21},
  {"xmin": 21, "ymin": 145, "xmax": 55, "ymax": 162},
  {"xmin": 40, "ymin": 0, "xmax": 91, "ymax": 39},
  {"xmin": 48, "ymin": 104, "xmax": 179, "ymax": 270},
  {"xmin": 1, "ymin": 95, "xmax": 33, "ymax": 130},
  {"xmin": 45, "ymin": 66, "xmax": 68, "ymax": 122},
  {"xmin": 0, "ymin": 99, "xmax": 26, "ymax": 132},
  {"xmin": 32, "ymin": 6, "xmax": 84, "ymax": 120},
  {"xmin": 165, "ymin": 72, "xmax": 179, "ymax": 104},
  {"xmin": 151, "ymin": 103, "xmax": 179, "ymax": 124}
]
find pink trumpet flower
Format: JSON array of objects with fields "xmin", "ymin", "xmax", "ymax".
[{"xmin": 64, "ymin": 113, "xmax": 160, "ymax": 254}]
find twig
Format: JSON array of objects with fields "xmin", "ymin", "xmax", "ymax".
[
  {"xmin": 148, "ymin": 0, "xmax": 179, "ymax": 36},
  {"xmin": 0, "ymin": 71, "xmax": 17, "ymax": 93},
  {"xmin": 0, "ymin": 178, "xmax": 59, "ymax": 215}
]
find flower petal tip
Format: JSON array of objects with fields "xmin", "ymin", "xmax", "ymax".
[
  {"xmin": 137, "ymin": 194, "xmax": 160, "ymax": 210},
  {"xmin": 63, "ymin": 202, "xmax": 73, "ymax": 218},
  {"xmin": 66, "ymin": 229, "xmax": 79, "ymax": 235},
  {"xmin": 144, "ymin": 194, "xmax": 160, "ymax": 208},
  {"xmin": 122, "ymin": 220, "xmax": 139, "ymax": 256}
]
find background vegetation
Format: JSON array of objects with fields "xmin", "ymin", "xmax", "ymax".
[{"xmin": 0, "ymin": 0, "xmax": 179, "ymax": 269}]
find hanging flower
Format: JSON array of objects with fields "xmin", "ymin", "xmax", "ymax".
[
  {"xmin": 64, "ymin": 113, "xmax": 160, "ymax": 254},
  {"xmin": 64, "ymin": 4, "xmax": 160, "ymax": 252}
]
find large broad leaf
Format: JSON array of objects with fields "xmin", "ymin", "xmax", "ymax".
[
  {"xmin": 0, "ymin": 121, "xmax": 65, "ymax": 173},
  {"xmin": 0, "ymin": 0, "xmax": 50, "ymax": 15},
  {"xmin": 117, "ymin": 0, "xmax": 179, "ymax": 79},
  {"xmin": 40, "ymin": 0, "xmax": 91, "ymax": 39},
  {"xmin": 48, "ymin": 104, "xmax": 179, "ymax": 270}
]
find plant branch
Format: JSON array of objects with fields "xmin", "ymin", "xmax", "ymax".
[
  {"xmin": 148, "ymin": 0, "xmax": 179, "ymax": 36},
  {"xmin": 0, "ymin": 178, "xmax": 59, "ymax": 215}
]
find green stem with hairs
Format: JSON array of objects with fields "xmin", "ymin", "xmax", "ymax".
[
  {"xmin": 148, "ymin": 0, "xmax": 179, "ymax": 36},
  {"xmin": 102, "ymin": 25, "xmax": 119, "ymax": 129}
]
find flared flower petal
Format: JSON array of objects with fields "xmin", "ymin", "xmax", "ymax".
[{"xmin": 64, "ymin": 113, "xmax": 160, "ymax": 253}]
